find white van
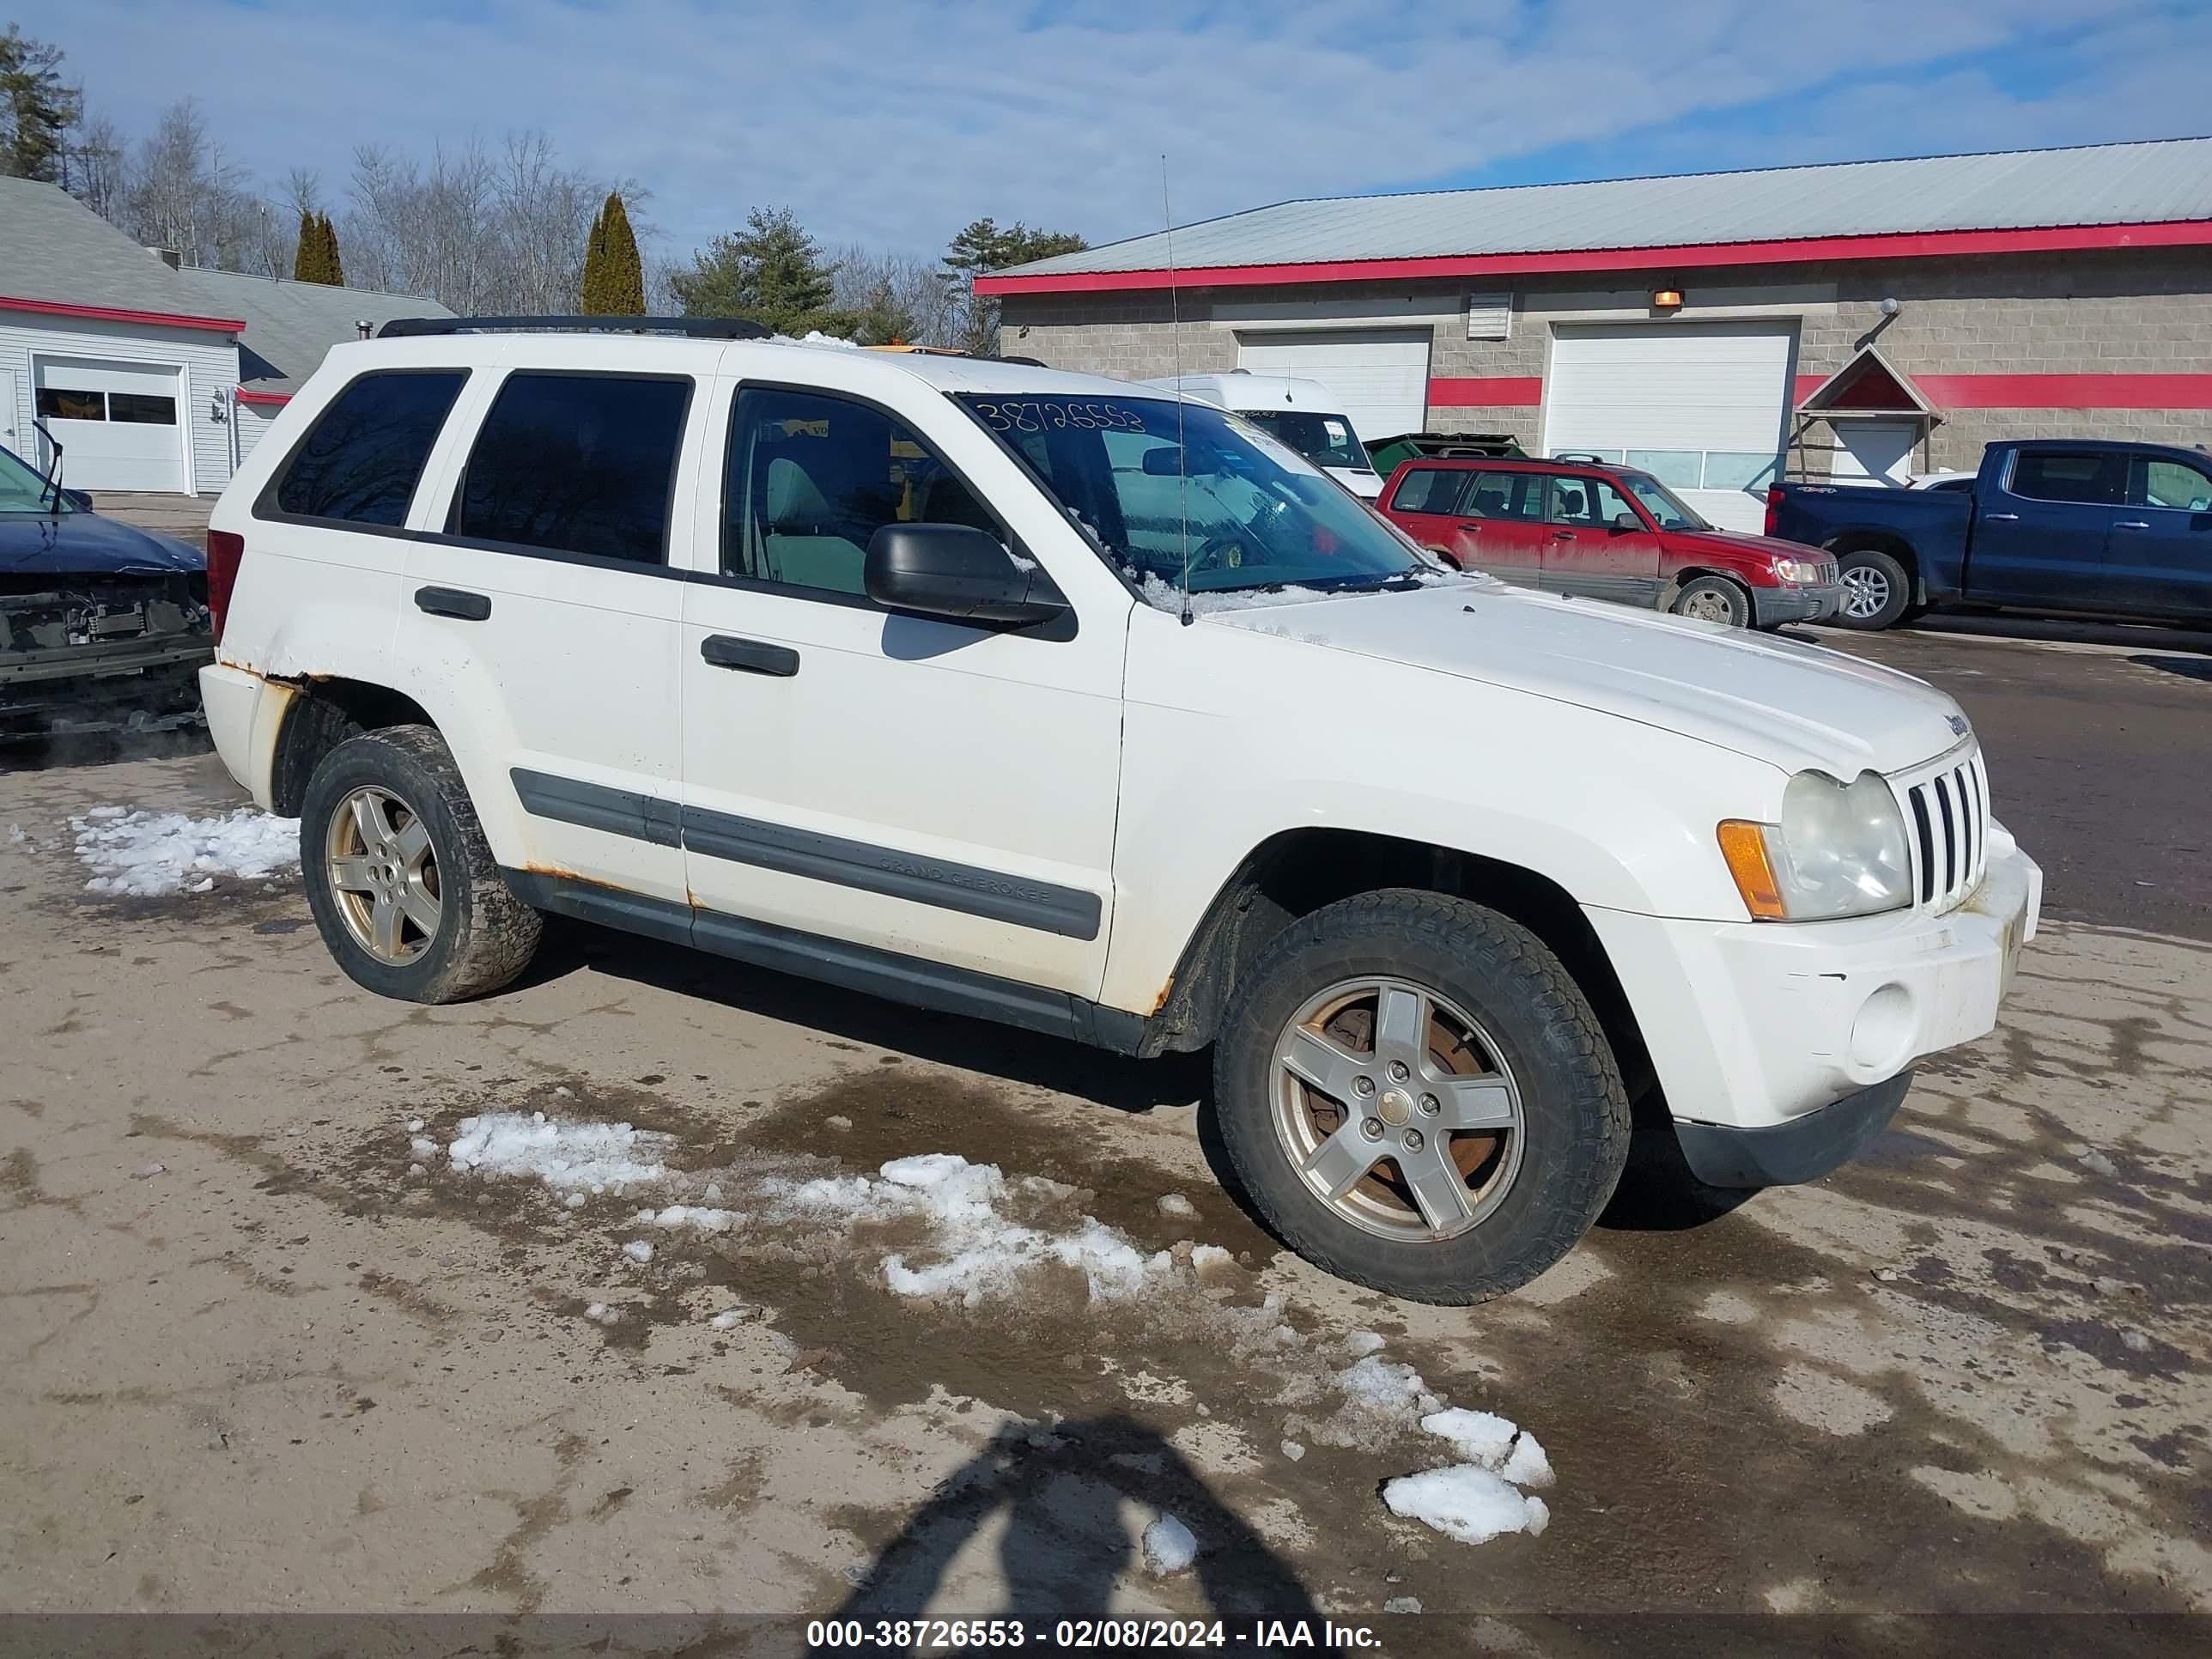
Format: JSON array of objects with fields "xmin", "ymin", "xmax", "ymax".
[{"xmin": 1143, "ymin": 372, "xmax": 1383, "ymax": 498}]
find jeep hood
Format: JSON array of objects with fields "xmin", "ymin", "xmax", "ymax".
[{"xmin": 1205, "ymin": 580, "xmax": 1967, "ymax": 777}]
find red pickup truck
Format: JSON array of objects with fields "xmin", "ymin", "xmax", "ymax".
[{"xmin": 1377, "ymin": 455, "xmax": 1845, "ymax": 629}]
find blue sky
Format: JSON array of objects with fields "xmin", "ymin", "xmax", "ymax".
[{"xmin": 40, "ymin": 0, "xmax": 2212, "ymax": 262}]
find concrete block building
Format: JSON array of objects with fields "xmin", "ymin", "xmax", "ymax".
[{"xmin": 981, "ymin": 139, "xmax": 2212, "ymax": 529}]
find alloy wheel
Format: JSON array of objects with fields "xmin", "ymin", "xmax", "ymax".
[
  {"xmin": 325, "ymin": 784, "xmax": 441, "ymax": 965},
  {"xmin": 1841, "ymin": 566, "xmax": 1892, "ymax": 620},
  {"xmin": 1268, "ymin": 976, "xmax": 1526, "ymax": 1242}
]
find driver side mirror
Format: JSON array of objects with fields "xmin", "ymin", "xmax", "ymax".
[
  {"xmin": 1610, "ymin": 511, "xmax": 1641, "ymax": 533},
  {"xmin": 865, "ymin": 523, "xmax": 1069, "ymax": 629}
]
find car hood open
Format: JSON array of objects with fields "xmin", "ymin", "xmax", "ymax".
[
  {"xmin": 1204, "ymin": 579, "xmax": 1968, "ymax": 777},
  {"xmin": 0, "ymin": 511, "xmax": 205, "ymax": 578}
]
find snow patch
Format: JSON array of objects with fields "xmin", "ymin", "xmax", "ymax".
[
  {"xmin": 1382, "ymin": 1466, "xmax": 1549, "ymax": 1546},
  {"xmin": 445, "ymin": 1113, "xmax": 672, "ymax": 1192},
  {"xmin": 1141, "ymin": 1514, "xmax": 1197, "ymax": 1575},
  {"xmin": 622, "ymin": 1240, "xmax": 654, "ymax": 1263},
  {"xmin": 73, "ymin": 807, "xmax": 299, "ymax": 896},
  {"xmin": 1136, "ymin": 573, "xmax": 1334, "ymax": 617},
  {"xmin": 1156, "ymin": 1194, "xmax": 1197, "ymax": 1218}
]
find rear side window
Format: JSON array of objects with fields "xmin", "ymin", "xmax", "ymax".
[
  {"xmin": 2008, "ymin": 450, "xmax": 2126, "ymax": 507},
  {"xmin": 273, "ymin": 370, "xmax": 467, "ymax": 526},
  {"xmin": 452, "ymin": 373, "xmax": 691, "ymax": 564},
  {"xmin": 1391, "ymin": 468, "xmax": 1468, "ymax": 515},
  {"xmin": 1462, "ymin": 471, "xmax": 1542, "ymax": 522}
]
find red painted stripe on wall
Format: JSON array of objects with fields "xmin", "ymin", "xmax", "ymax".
[
  {"xmin": 1429, "ymin": 375, "xmax": 1543, "ymax": 406},
  {"xmin": 975, "ymin": 220, "xmax": 2212, "ymax": 295},
  {"xmin": 1790, "ymin": 372, "xmax": 2212, "ymax": 410},
  {"xmin": 234, "ymin": 388, "xmax": 291, "ymax": 405}
]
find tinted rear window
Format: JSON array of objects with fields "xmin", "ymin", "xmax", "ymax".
[
  {"xmin": 274, "ymin": 370, "xmax": 467, "ymax": 526},
  {"xmin": 1391, "ymin": 468, "xmax": 1468, "ymax": 515},
  {"xmin": 452, "ymin": 373, "xmax": 690, "ymax": 564}
]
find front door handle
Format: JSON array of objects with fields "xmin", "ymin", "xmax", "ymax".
[
  {"xmin": 700, "ymin": 635, "xmax": 799, "ymax": 677},
  {"xmin": 1553, "ymin": 530, "xmax": 1577, "ymax": 541},
  {"xmin": 1984, "ymin": 512, "xmax": 2021, "ymax": 522},
  {"xmin": 2113, "ymin": 520, "xmax": 2150, "ymax": 530},
  {"xmin": 415, "ymin": 586, "xmax": 490, "ymax": 621}
]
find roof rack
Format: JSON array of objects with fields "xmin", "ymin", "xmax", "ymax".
[{"xmin": 377, "ymin": 315, "xmax": 772, "ymax": 341}]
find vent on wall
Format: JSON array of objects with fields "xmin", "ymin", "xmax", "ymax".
[{"xmin": 1466, "ymin": 292, "xmax": 1513, "ymax": 340}]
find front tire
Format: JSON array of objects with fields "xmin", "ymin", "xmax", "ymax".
[
  {"xmin": 1834, "ymin": 549, "xmax": 1912, "ymax": 630},
  {"xmin": 300, "ymin": 725, "xmax": 542, "ymax": 1003},
  {"xmin": 1670, "ymin": 574, "xmax": 1751, "ymax": 628},
  {"xmin": 1212, "ymin": 890, "xmax": 1630, "ymax": 1304}
]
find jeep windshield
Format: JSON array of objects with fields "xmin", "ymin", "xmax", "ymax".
[
  {"xmin": 0, "ymin": 444, "xmax": 72, "ymax": 514},
  {"xmin": 959, "ymin": 393, "xmax": 1425, "ymax": 596}
]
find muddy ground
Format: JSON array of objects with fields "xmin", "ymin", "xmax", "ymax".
[{"xmin": 1, "ymin": 624, "xmax": 2207, "ymax": 1653}]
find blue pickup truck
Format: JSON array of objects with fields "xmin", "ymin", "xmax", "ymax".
[{"xmin": 1764, "ymin": 438, "xmax": 2212, "ymax": 630}]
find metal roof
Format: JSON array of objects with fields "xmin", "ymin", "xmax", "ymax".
[
  {"xmin": 0, "ymin": 175, "xmax": 231, "ymax": 319},
  {"xmin": 1004, "ymin": 137, "xmax": 2212, "ymax": 277},
  {"xmin": 172, "ymin": 267, "xmax": 453, "ymax": 392}
]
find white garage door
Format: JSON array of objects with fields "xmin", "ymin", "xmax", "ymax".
[
  {"xmin": 1543, "ymin": 322, "xmax": 1795, "ymax": 531},
  {"xmin": 1235, "ymin": 329, "xmax": 1431, "ymax": 445},
  {"xmin": 32, "ymin": 357, "xmax": 186, "ymax": 493}
]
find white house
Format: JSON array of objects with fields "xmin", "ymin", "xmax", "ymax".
[{"xmin": 0, "ymin": 176, "xmax": 449, "ymax": 495}]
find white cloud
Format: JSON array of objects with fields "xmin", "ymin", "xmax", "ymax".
[{"xmin": 52, "ymin": 0, "xmax": 2212, "ymax": 261}]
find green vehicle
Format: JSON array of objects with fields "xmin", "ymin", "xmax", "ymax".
[{"xmin": 1364, "ymin": 431, "xmax": 1525, "ymax": 476}]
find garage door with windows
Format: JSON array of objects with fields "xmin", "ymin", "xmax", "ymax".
[
  {"xmin": 1543, "ymin": 321, "xmax": 1795, "ymax": 531},
  {"xmin": 1235, "ymin": 329, "xmax": 1431, "ymax": 447},
  {"xmin": 31, "ymin": 357, "xmax": 185, "ymax": 493}
]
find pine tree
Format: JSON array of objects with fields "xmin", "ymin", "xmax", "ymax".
[
  {"xmin": 599, "ymin": 193, "xmax": 643, "ymax": 315},
  {"xmin": 942, "ymin": 218, "xmax": 1086, "ymax": 355},
  {"xmin": 320, "ymin": 212, "xmax": 344, "ymax": 287},
  {"xmin": 291, "ymin": 208, "xmax": 318, "ymax": 282},
  {"xmin": 0, "ymin": 24, "xmax": 81, "ymax": 183},
  {"xmin": 581, "ymin": 192, "xmax": 642, "ymax": 316},
  {"xmin": 672, "ymin": 205, "xmax": 858, "ymax": 337}
]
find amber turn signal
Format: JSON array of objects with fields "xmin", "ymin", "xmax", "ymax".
[{"xmin": 1717, "ymin": 820, "xmax": 1788, "ymax": 920}]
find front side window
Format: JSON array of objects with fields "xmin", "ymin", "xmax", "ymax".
[
  {"xmin": 1391, "ymin": 468, "xmax": 1468, "ymax": 516},
  {"xmin": 1238, "ymin": 409, "xmax": 1369, "ymax": 471},
  {"xmin": 1546, "ymin": 474, "xmax": 1637, "ymax": 527},
  {"xmin": 2009, "ymin": 451, "xmax": 2125, "ymax": 507},
  {"xmin": 1614, "ymin": 470, "xmax": 1708, "ymax": 531},
  {"xmin": 453, "ymin": 373, "xmax": 690, "ymax": 563},
  {"xmin": 724, "ymin": 387, "xmax": 1000, "ymax": 597},
  {"xmin": 961, "ymin": 394, "xmax": 1425, "ymax": 597},
  {"xmin": 274, "ymin": 369, "xmax": 467, "ymax": 527},
  {"xmin": 2138, "ymin": 458, "xmax": 2212, "ymax": 513}
]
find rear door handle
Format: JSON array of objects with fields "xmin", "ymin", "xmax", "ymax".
[
  {"xmin": 2114, "ymin": 520, "xmax": 2150, "ymax": 530},
  {"xmin": 700, "ymin": 635, "xmax": 799, "ymax": 677},
  {"xmin": 1552, "ymin": 530, "xmax": 1577, "ymax": 541},
  {"xmin": 415, "ymin": 586, "xmax": 490, "ymax": 621},
  {"xmin": 1984, "ymin": 512, "xmax": 2021, "ymax": 521}
]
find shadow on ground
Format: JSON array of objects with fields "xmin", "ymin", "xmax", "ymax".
[{"xmin": 817, "ymin": 1414, "xmax": 1321, "ymax": 1638}]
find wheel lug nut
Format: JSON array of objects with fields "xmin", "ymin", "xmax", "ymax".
[
  {"xmin": 1403, "ymin": 1130, "xmax": 1425, "ymax": 1152},
  {"xmin": 1419, "ymin": 1094, "xmax": 1440, "ymax": 1116},
  {"xmin": 1352, "ymin": 1075, "xmax": 1376, "ymax": 1098},
  {"xmin": 1360, "ymin": 1118, "xmax": 1383, "ymax": 1140},
  {"xmin": 1387, "ymin": 1060, "xmax": 1409, "ymax": 1082}
]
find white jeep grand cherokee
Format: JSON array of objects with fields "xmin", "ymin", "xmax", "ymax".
[{"xmin": 198, "ymin": 319, "xmax": 2041, "ymax": 1304}]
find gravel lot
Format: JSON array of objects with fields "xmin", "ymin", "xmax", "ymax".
[{"xmin": 1, "ymin": 623, "xmax": 2206, "ymax": 1644}]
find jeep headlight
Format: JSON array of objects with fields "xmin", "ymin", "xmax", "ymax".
[{"xmin": 1718, "ymin": 770, "xmax": 1913, "ymax": 921}]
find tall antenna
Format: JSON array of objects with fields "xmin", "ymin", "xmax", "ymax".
[{"xmin": 1163, "ymin": 154, "xmax": 1193, "ymax": 627}]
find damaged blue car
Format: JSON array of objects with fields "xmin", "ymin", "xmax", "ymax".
[{"xmin": 1, "ymin": 436, "xmax": 210, "ymax": 742}]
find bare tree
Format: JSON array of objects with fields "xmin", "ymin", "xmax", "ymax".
[
  {"xmin": 60, "ymin": 111, "xmax": 126, "ymax": 220},
  {"xmin": 116, "ymin": 98, "xmax": 266, "ymax": 270},
  {"xmin": 830, "ymin": 241, "xmax": 956, "ymax": 346}
]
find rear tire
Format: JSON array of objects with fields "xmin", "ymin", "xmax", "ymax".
[
  {"xmin": 1212, "ymin": 890, "xmax": 1630, "ymax": 1304},
  {"xmin": 1670, "ymin": 575, "xmax": 1751, "ymax": 628},
  {"xmin": 300, "ymin": 725, "xmax": 541, "ymax": 1003},
  {"xmin": 1834, "ymin": 549, "xmax": 1912, "ymax": 630}
]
